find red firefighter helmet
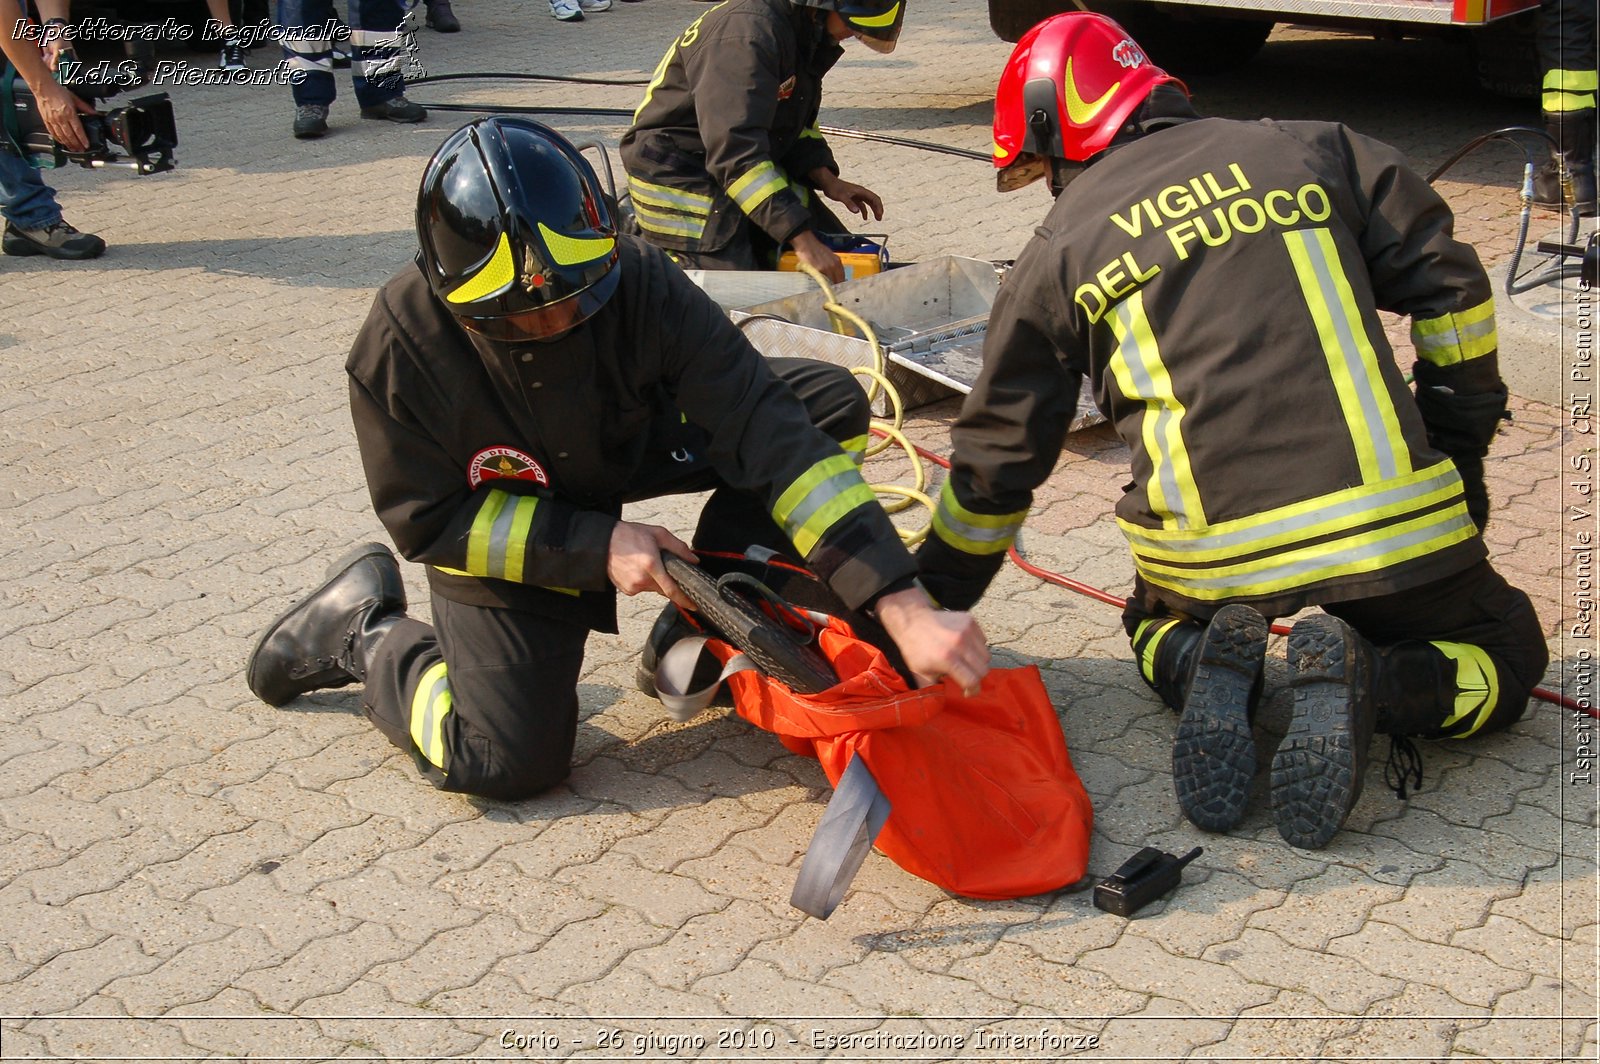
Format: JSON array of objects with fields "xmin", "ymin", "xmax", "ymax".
[{"xmin": 993, "ymin": 13, "xmax": 1185, "ymax": 189}]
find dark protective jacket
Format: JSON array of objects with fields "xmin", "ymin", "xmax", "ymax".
[
  {"xmin": 619, "ymin": 0, "xmax": 841, "ymax": 255},
  {"xmin": 917, "ymin": 117, "xmax": 1504, "ymax": 620},
  {"xmin": 347, "ymin": 236, "xmax": 915, "ymax": 633}
]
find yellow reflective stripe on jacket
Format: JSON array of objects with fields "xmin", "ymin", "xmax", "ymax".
[
  {"xmin": 1121, "ymin": 460, "xmax": 1464, "ymax": 563},
  {"xmin": 466, "ymin": 489, "xmax": 539, "ymax": 582},
  {"xmin": 1543, "ymin": 67, "xmax": 1598, "ymax": 111},
  {"xmin": 409, "ymin": 660, "xmax": 452, "ymax": 770},
  {"xmin": 432, "ymin": 565, "xmax": 580, "ymax": 596},
  {"xmin": 1432, "ymin": 640, "xmax": 1500, "ymax": 737},
  {"xmin": 628, "ymin": 177, "xmax": 711, "ymax": 240},
  {"xmin": 727, "ymin": 161, "xmax": 789, "ymax": 214},
  {"xmin": 1412, "ymin": 298, "xmax": 1497, "ymax": 366},
  {"xmin": 1284, "ymin": 227, "xmax": 1411, "ymax": 484},
  {"xmin": 930, "ymin": 478, "xmax": 1027, "ymax": 556},
  {"xmin": 840, "ymin": 433, "xmax": 869, "ymax": 466},
  {"xmin": 1107, "ymin": 291, "xmax": 1205, "ymax": 530},
  {"xmin": 772, "ymin": 453, "xmax": 878, "ymax": 555},
  {"xmin": 1129, "ymin": 499, "xmax": 1478, "ymax": 601}
]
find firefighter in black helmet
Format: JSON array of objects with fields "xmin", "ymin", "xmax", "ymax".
[
  {"xmin": 245, "ymin": 118, "xmax": 989, "ymax": 801},
  {"xmin": 620, "ymin": 0, "xmax": 905, "ymax": 283}
]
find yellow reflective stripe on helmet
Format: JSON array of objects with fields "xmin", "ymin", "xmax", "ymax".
[
  {"xmin": 1133, "ymin": 617, "xmax": 1182, "ymax": 686},
  {"xmin": 728, "ymin": 161, "xmax": 789, "ymax": 214},
  {"xmin": 447, "ymin": 232, "xmax": 516, "ymax": 305},
  {"xmin": 466, "ymin": 490, "xmax": 540, "ymax": 582},
  {"xmin": 1284, "ymin": 228, "xmax": 1412, "ymax": 484},
  {"xmin": 840, "ymin": 433, "xmax": 869, "ymax": 466},
  {"xmin": 772, "ymin": 454, "xmax": 878, "ymax": 555},
  {"xmin": 930, "ymin": 479, "xmax": 1027, "ymax": 556},
  {"xmin": 1107, "ymin": 291, "xmax": 1205, "ymax": 530},
  {"xmin": 1121, "ymin": 460, "xmax": 1464, "ymax": 563},
  {"xmin": 1411, "ymin": 298, "xmax": 1497, "ymax": 366},
  {"xmin": 537, "ymin": 222, "xmax": 615, "ymax": 267},
  {"xmin": 1432, "ymin": 641, "xmax": 1500, "ymax": 737},
  {"xmin": 1130, "ymin": 500, "xmax": 1477, "ymax": 601},
  {"xmin": 847, "ymin": 1, "xmax": 901, "ymax": 27},
  {"xmin": 409, "ymin": 660, "xmax": 452, "ymax": 770}
]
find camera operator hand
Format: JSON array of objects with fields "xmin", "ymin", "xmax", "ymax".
[{"xmin": 0, "ymin": 0, "xmax": 92, "ymax": 152}]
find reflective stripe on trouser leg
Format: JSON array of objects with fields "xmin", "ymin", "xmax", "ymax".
[
  {"xmin": 348, "ymin": 0, "xmax": 410, "ymax": 105},
  {"xmin": 278, "ymin": 0, "xmax": 337, "ymax": 107},
  {"xmin": 409, "ymin": 660, "xmax": 453, "ymax": 770},
  {"xmin": 1130, "ymin": 616, "xmax": 1201, "ymax": 711},
  {"xmin": 1429, "ymin": 641, "xmax": 1501, "ymax": 738}
]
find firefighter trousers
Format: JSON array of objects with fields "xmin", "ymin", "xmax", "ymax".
[
  {"xmin": 1123, "ymin": 560, "xmax": 1548, "ymax": 740},
  {"xmin": 356, "ymin": 357, "xmax": 870, "ymax": 800}
]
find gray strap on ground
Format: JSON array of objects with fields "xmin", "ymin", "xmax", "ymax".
[
  {"xmin": 653, "ymin": 634, "xmax": 756, "ymax": 722},
  {"xmin": 791, "ymin": 754, "xmax": 892, "ymax": 919}
]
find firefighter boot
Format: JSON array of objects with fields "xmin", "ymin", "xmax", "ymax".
[
  {"xmin": 1532, "ymin": 113, "xmax": 1598, "ymax": 217},
  {"xmin": 634, "ymin": 603, "xmax": 731, "ymax": 706},
  {"xmin": 1171, "ymin": 605, "xmax": 1269, "ymax": 832},
  {"xmin": 247, "ymin": 543, "xmax": 406, "ymax": 707},
  {"xmin": 1270, "ymin": 614, "xmax": 1379, "ymax": 850}
]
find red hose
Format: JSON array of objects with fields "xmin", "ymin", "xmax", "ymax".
[{"xmin": 875, "ymin": 429, "xmax": 1591, "ymax": 718}]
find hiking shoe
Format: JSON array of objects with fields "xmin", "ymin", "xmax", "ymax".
[
  {"xmin": 635, "ymin": 603, "xmax": 731, "ymax": 707},
  {"xmin": 580, "ymin": 0, "xmax": 613, "ymax": 10},
  {"xmin": 219, "ymin": 41, "xmax": 246, "ymax": 71},
  {"xmin": 359, "ymin": 95, "xmax": 427, "ymax": 123},
  {"xmin": 1271, "ymin": 614, "xmax": 1378, "ymax": 850},
  {"xmin": 425, "ymin": 0, "xmax": 461, "ymax": 31},
  {"xmin": 2, "ymin": 218, "xmax": 106, "ymax": 260},
  {"xmin": 1172, "ymin": 604, "xmax": 1268, "ymax": 833},
  {"xmin": 292, "ymin": 104, "xmax": 329, "ymax": 139},
  {"xmin": 550, "ymin": 0, "xmax": 584, "ymax": 20}
]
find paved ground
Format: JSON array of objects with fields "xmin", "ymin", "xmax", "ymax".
[{"xmin": 1, "ymin": 0, "xmax": 1596, "ymax": 1060}]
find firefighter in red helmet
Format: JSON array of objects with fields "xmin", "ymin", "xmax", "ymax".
[
  {"xmin": 620, "ymin": 0, "xmax": 905, "ymax": 282},
  {"xmin": 245, "ymin": 118, "xmax": 988, "ymax": 801},
  {"xmin": 917, "ymin": 13, "xmax": 1547, "ymax": 849}
]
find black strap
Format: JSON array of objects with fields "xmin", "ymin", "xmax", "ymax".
[{"xmin": 1, "ymin": 62, "xmax": 28, "ymax": 159}]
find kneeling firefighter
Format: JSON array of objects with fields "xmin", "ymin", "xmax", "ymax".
[
  {"xmin": 246, "ymin": 118, "xmax": 988, "ymax": 801},
  {"xmin": 619, "ymin": 0, "xmax": 904, "ymax": 283},
  {"xmin": 913, "ymin": 13, "xmax": 1549, "ymax": 849}
]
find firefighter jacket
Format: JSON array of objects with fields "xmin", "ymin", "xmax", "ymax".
[
  {"xmin": 346, "ymin": 235, "xmax": 916, "ymax": 633},
  {"xmin": 918, "ymin": 117, "xmax": 1502, "ymax": 619},
  {"xmin": 619, "ymin": 0, "xmax": 842, "ymax": 255}
]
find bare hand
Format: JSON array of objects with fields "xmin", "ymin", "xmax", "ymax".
[
  {"xmin": 873, "ymin": 587, "xmax": 990, "ymax": 697},
  {"xmin": 819, "ymin": 178, "xmax": 884, "ymax": 222},
  {"xmin": 35, "ymin": 78, "xmax": 92, "ymax": 153},
  {"xmin": 789, "ymin": 229, "xmax": 845, "ymax": 284},
  {"xmin": 607, "ymin": 522, "xmax": 696, "ymax": 610}
]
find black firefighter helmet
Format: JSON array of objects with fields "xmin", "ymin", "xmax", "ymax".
[
  {"xmin": 795, "ymin": 0, "xmax": 905, "ymax": 53},
  {"xmin": 417, "ymin": 117, "xmax": 621, "ymax": 341}
]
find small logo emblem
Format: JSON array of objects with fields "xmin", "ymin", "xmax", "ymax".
[
  {"xmin": 777, "ymin": 75, "xmax": 796, "ymax": 100},
  {"xmin": 468, "ymin": 446, "xmax": 549, "ymax": 488},
  {"xmin": 1063, "ymin": 56, "xmax": 1120, "ymax": 124},
  {"xmin": 1111, "ymin": 39, "xmax": 1146, "ymax": 69}
]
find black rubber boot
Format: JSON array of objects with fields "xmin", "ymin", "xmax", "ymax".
[
  {"xmin": 1270, "ymin": 614, "xmax": 1378, "ymax": 850},
  {"xmin": 634, "ymin": 602, "xmax": 731, "ymax": 706},
  {"xmin": 425, "ymin": 0, "xmax": 461, "ymax": 31},
  {"xmin": 247, "ymin": 542, "xmax": 406, "ymax": 707},
  {"xmin": 1532, "ymin": 113, "xmax": 1597, "ymax": 217},
  {"xmin": 1172, "ymin": 604, "xmax": 1270, "ymax": 833}
]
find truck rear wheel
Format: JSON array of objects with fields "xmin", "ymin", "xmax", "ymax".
[{"xmin": 989, "ymin": 0, "xmax": 1273, "ymax": 76}]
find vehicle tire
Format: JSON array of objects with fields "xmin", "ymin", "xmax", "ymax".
[
  {"xmin": 664, "ymin": 555, "xmax": 838, "ymax": 695},
  {"xmin": 1095, "ymin": 2, "xmax": 1274, "ymax": 75},
  {"xmin": 1468, "ymin": 13, "xmax": 1539, "ymax": 99}
]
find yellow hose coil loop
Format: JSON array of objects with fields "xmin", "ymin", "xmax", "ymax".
[{"xmin": 795, "ymin": 263, "xmax": 933, "ymax": 544}]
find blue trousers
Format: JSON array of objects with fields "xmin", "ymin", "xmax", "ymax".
[
  {"xmin": 277, "ymin": 0, "xmax": 412, "ymax": 109},
  {"xmin": 0, "ymin": 149, "xmax": 61, "ymax": 229}
]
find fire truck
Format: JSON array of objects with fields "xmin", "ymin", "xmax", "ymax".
[{"xmin": 987, "ymin": 0, "xmax": 1541, "ymax": 95}]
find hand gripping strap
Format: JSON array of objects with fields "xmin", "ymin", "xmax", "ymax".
[
  {"xmin": 652, "ymin": 634, "xmax": 756, "ymax": 722},
  {"xmin": 790, "ymin": 754, "xmax": 891, "ymax": 920}
]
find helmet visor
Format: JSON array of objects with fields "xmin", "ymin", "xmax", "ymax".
[
  {"xmin": 456, "ymin": 260, "xmax": 621, "ymax": 342},
  {"xmin": 840, "ymin": 0, "xmax": 903, "ymax": 51}
]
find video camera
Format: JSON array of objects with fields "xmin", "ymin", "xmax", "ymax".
[{"xmin": 2, "ymin": 56, "xmax": 177, "ymax": 175}]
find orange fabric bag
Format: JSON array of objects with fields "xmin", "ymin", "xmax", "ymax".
[{"xmin": 704, "ymin": 615, "xmax": 1094, "ymax": 902}]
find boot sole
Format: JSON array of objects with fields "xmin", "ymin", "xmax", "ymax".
[
  {"xmin": 246, "ymin": 542, "xmax": 398, "ymax": 706},
  {"xmin": 1271, "ymin": 614, "xmax": 1366, "ymax": 850},
  {"xmin": 1172, "ymin": 604, "xmax": 1267, "ymax": 832}
]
